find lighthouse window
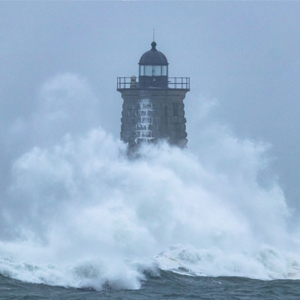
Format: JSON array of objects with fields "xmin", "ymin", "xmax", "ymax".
[
  {"xmin": 162, "ymin": 66, "xmax": 168, "ymax": 76},
  {"xmin": 153, "ymin": 66, "xmax": 161, "ymax": 76},
  {"xmin": 144, "ymin": 66, "xmax": 152, "ymax": 76},
  {"xmin": 140, "ymin": 65, "xmax": 168, "ymax": 76},
  {"xmin": 140, "ymin": 65, "xmax": 145, "ymax": 76}
]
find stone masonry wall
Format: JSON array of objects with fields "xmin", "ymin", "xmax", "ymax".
[{"xmin": 119, "ymin": 89, "xmax": 188, "ymax": 148}]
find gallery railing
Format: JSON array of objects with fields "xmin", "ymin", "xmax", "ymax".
[{"xmin": 117, "ymin": 77, "xmax": 190, "ymax": 90}]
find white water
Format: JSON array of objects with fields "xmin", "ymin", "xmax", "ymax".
[
  {"xmin": 135, "ymin": 98, "xmax": 154, "ymax": 144},
  {"xmin": 0, "ymin": 73, "xmax": 300, "ymax": 290}
]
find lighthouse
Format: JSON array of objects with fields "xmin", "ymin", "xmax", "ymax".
[{"xmin": 117, "ymin": 41, "xmax": 190, "ymax": 150}]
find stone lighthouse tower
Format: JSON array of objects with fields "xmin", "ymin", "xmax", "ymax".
[{"xmin": 117, "ymin": 41, "xmax": 190, "ymax": 150}]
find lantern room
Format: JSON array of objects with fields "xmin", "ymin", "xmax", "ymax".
[{"xmin": 138, "ymin": 41, "xmax": 169, "ymax": 88}]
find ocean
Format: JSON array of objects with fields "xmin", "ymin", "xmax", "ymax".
[
  {"xmin": 1, "ymin": 273, "xmax": 300, "ymax": 299},
  {"xmin": 1, "ymin": 125, "xmax": 300, "ymax": 299}
]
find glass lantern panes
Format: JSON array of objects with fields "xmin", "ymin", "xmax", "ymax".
[{"xmin": 139, "ymin": 65, "xmax": 168, "ymax": 76}]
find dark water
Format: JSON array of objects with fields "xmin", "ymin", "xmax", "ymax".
[{"xmin": 1, "ymin": 272, "xmax": 300, "ymax": 300}]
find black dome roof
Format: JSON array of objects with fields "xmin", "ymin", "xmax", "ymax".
[{"xmin": 139, "ymin": 42, "xmax": 168, "ymax": 65}]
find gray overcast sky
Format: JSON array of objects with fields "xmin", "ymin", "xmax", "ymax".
[{"xmin": 1, "ymin": 2, "xmax": 300, "ymax": 211}]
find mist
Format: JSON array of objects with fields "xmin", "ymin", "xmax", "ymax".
[
  {"xmin": 0, "ymin": 73, "xmax": 299, "ymax": 289},
  {"xmin": 1, "ymin": 1, "xmax": 300, "ymax": 290},
  {"xmin": 1, "ymin": 2, "xmax": 300, "ymax": 210}
]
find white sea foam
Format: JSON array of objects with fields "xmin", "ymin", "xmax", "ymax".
[{"xmin": 0, "ymin": 73, "xmax": 300, "ymax": 290}]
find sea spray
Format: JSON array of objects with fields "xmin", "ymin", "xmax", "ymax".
[
  {"xmin": 0, "ymin": 74, "xmax": 300, "ymax": 290},
  {"xmin": 0, "ymin": 127, "xmax": 298, "ymax": 289}
]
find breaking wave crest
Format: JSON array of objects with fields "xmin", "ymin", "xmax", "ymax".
[
  {"xmin": 0, "ymin": 74, "xmax": 300, "ymax": 290},
  {"xmin": 0, "ymin": 128, "xmax": 299, "ymax": 290}
]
